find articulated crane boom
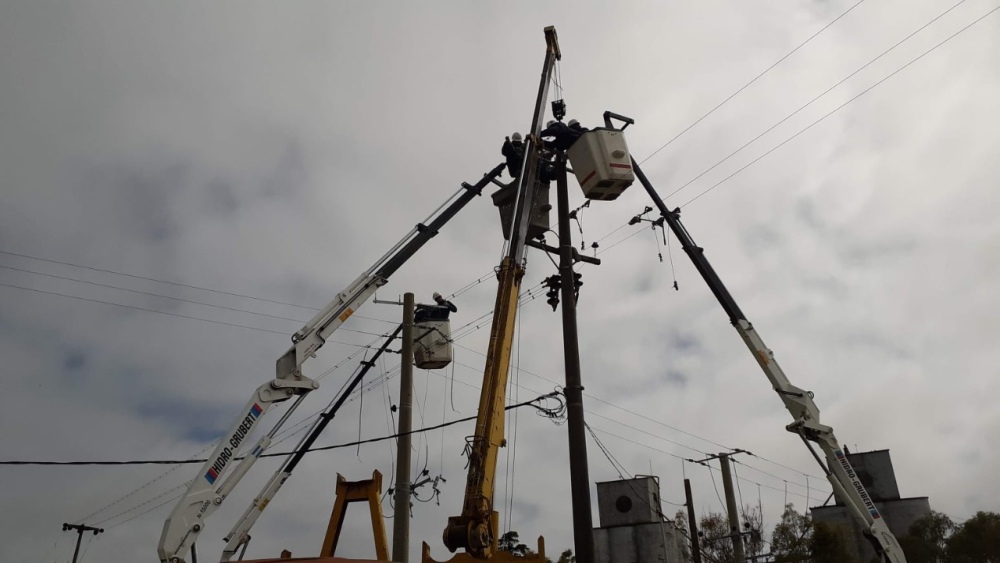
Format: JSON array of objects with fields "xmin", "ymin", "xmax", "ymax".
[
  {"xmin": 628, "ymin": 155, "xmax": 906, "ymax": 563},
  {"xmin": 158, "ymin": 163, "xmax": 506, "ymax": 563},
  {"xmin": 623, "ymin": 151, "xmax": 907, "ymax": 563},
  {"xmin": 424, "ymin": 26, "xmax": 561, "ymax": 563}
]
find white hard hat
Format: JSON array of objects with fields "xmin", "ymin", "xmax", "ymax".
[
  {"xmin": 568, "ymin": 119, "xmax": 579, "ymax": 127},
  {"xmin": 433, "ymin": 292, "xmax": 443, "ymax": 301},
  {"xmin": 546, "ymin": 120, "xmax": 556, "ymax": 127},
  {"xmin": 511, "ymin": 132, "xmax": 522, "ymax": 142}
]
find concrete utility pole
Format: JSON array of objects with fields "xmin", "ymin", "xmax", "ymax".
[
  {"xmin": 391, "ymin": 292, "xmax": 415, "ymax": 563},
  {"xmin": 684, "ymin": 479, "xmax": 703, "ymax": 563},
  {"xmin": 718, "ymin": 453, "xmax": 746, "ymax": 563},
  {"xmin": 62, "ymin": 523, "xmax": 103, "ymax": 563},
  {"xmin": 555, "ymin": 153, "xmax": 596, "ymax": 563},
  {"xmin": 691, "ymin": 450, "xmax": 750, "ymax": 562}
]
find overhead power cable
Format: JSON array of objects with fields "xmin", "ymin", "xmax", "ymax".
[
  {"xmin": 0, "ymin": 264, "xmax": 306, "ymax": 323},
  {"xmin": 457, "ymin": 349, "xmax": 825, "ymax": 493},
  {"xmin": 0, "ymin": 392, "xmax": 562, "ymax": 466},
  {"xmin": 62, "ymin": 280, "xmax": 548, "ymax": 526},
  {"xmin": 680, "ymin": 3, "xmax": 1000, "ymax": 208},
  {"xmin": 663, "ymin": 0, "xmax": 971, "ymax": 203},
  {"xmin": 639, "ymin": 0, "xmax": 868, "ymax": 165},
  {"xmin": 0, "ymin": 281, "xmax": 289, "ymax": 336},
  {"xmin": 589, "ymin": 426, "xmax": 829, "ymax": 503},
  {"xmin": 0, "ymin": 249, "xmax": 317, "ymax": 310}
]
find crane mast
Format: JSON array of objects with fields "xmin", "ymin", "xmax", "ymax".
[
  {"xmin": 426, "ymin": 26, "xmax": 561, "ymax": 563},
  {"xmin": 624, "ymin": 151, "xmax": 907, "ymax": 563}
]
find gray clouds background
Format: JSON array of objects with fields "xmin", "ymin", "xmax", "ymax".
[{"xmin": 1, "ymin": 1, "xmax": 998, "ymax": 561}]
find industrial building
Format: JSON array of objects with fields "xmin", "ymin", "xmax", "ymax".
[
  {"xmin": 811, "ymin": 449, "xmax": 930, "ymax": 562},
  {"xmin": 594, "ymin": 476, "xmax": 687, "ymax": 563}
]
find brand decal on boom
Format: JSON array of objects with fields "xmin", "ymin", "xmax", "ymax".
[
  {"xmin": 834, "ymin": 450, "xmax": 881, "ymax": 520},
  {"xmin": 204, "ymin": 403, "xmax": 264, "ymax": 484}
]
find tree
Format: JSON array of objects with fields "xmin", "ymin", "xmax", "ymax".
[
  {"xmin": 946, "ymin": 511, "xmax": 1000, "ymax": 563},
  {"xmin": 498, "ymin": 531, "xmax": 530, "ymax": 556},
  {"xmin": 770, "ymin": 504, "xmax": 811, "ymax": 563},
  {"xmin": 809, "ymin": 520, "xmax": 857, "ymax": 563},
  {"xmin": 499, "ymin": 530, "xmax": 571, "ymax": 562},
  {"xmin": 898, "ymin": 511, "xmax": 954, "ymax": 563},
  {"xmin": 699, "ymin": 511, "xmax": 736, "ymax": 562},
  {"xmin": 674, "ymin": 509, "xmax": 693, "ymax": 562},
  {"xmin": 741, "ymin": 504, "xmax": 767, "ymax": 560}
]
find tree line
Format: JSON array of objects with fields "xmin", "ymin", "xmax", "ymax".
[
  {"xmin": 499, "ymin": 505, "xmax": 999, "ymax": 562},
  {"xmin": 674, "ymin": 504, "xmax": 1000, "ymax": 563}
]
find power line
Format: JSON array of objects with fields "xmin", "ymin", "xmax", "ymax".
[
  {"xmin": 0, "ymin": 277, "xmax": 441, "ymax": 354},
  {"xmin": 0, "ymin": 249, "xmax": 317, "ymax": 310},
  {"xmin": 72, "ymin": 281, "xmax": 549, "ymax": 525},
  {"xmin": 680, "ymin": 3, "xmax": 1000, "ymax": 208},
  {"xmin": 662, "ymin": 0, "xmax": 971, "ymax": 203},
  {"xmin": 5, "ymin": 224, "xmax": 826, "ymax": 520},
  {"xmin": 597, "ymin": 225, "xmax": 648, "ymax": 255},
  {"xmin": 639, "ymin": 0, "xmax": 868, "ymax": 165},
  {"xmin": 452, "ymin": 337, "xmax": 827, "ymax": 488},
  {"xmin": 0, "ymin": 281, "xmax": 288, "ymax": 335},
  {"xmin": 10, "ymin": 259, "xmax": 827, "ymax": 509},
  {"xmin": 0, "ymin": 263, "xmax": 306, "ymax": 323},
  {"xmin": 588, "ymin": 425, "xmax": 826, "ymax": 503},
  {"xmin": 71, "ymin": 442, "xmax": 217, "ymax": 526},
  {"xmin": 0, "ymin": 393, "xmax": 562, "ymax": 466}
]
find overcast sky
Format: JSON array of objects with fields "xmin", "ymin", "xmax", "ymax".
[{"xmin": 2, "ymin": 1, "xmax": 999, "ymax": 562}]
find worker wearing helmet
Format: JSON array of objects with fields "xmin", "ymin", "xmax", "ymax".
[
  {"xmin": 501, "ymin": 131, "xmax": 525, "ymax": 178},
  {"xmin": 540, "ymin": 119, "xmax": 585, "ymax": 152}
]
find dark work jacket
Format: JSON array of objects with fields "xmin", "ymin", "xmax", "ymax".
[
  {"xmin": 502, "ymin": 138, "xmax": 524, "ymax": 177},
  {"xmin": 540, "ymin": 122, "xmax": 584, "ymax": 152}
]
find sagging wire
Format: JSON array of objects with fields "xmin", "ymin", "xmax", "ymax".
[
  {"xmin": 629, "ymin": 206, "xmax": 678, "ymax": 290},
  {"xmin": 666, "ymin": 227, "xmax": 678, "ymax": 290},
  {"xmin": 59, "ymin": 248, "xmax": 539, "ymax": 527},
  {"xmin": 454, "ymin": 391, "xmax": 564, "ymax": 464},
  {"xmin": 503, "ymin": 297, "xmax": 525, "ymax": 537},
  {"xmin": 380, "ymin": 353, "xmax": 397, "ymax": 499},
  {"xmin": 569, "ymin": 200, "xmax": 590, "ymax": 251},
  {"xmin": 586, "ymin": 421, "xmax": 632, "ymax": 480}
]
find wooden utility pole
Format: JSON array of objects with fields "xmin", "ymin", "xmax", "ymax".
[
  {"xmin": 392, "ymin": 292, "xmax": 416, "ymax": 563},
  {"xmin": 555, "ymin": 153, "xmax": 596, "ymax": 563},
  {"xmin": 62, "ymin": 523, "xmax": 103, "ymax": 563},
  {"xmin": 684, "ymin": 479, "xmax": 703, "ymax": 563}
]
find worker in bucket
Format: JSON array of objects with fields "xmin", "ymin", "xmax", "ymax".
[
  {"xmin": 540, "ymin": 118, "xmax": 585, "ymax": 151},
  {"xmin": 501, "ymin": 132, "xmax": 524, "ymax": 178},
  {"xmin": 416, "ymin": 292, "xmax": 458, "ymax": 323}
]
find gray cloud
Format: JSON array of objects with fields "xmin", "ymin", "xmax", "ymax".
[{"xmin": 2, "ymin": 1, "xmax": 999, "ymax": 562}]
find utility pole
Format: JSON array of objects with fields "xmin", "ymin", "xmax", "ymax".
[
  {"xmin": 62, "ymin": 523, "xmax": 103, "ymax": 563},
  {"xmin": 691, "ymin": 450, "xmax": 750, "ymax": 562},
  {"xmin": 392, "ymin": 292, "xmax": 415, "ymax": 563},
  {"xmin": 555, "ymin": 152, "xmax": 596, "ymax": 563},
  {"xmin": 718, "ymin": 453, "xmax": 746, "ymax": 563},
  {"xmin": 684, "ymin": 479, "xmax": 703, "ymax": 563}
]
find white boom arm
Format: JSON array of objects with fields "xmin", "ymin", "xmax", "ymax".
[
  {"xmin": 157, "ymin": 273, "xmax": 383, "ymax": 563},
  {"xmin": 627, "ymin": 157, "xmax": 908, "ymax": 563},
  {"xmin": 157, "ymin": 164, "xmax": 506, "ymax": 563},
  {"xmin": 734, "ymin": 319, "xmax": 906, "ymax": 562}
]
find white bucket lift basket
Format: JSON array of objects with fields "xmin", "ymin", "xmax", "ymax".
[
  {"xmin": 567, "ymin": 129, "xmax": 634, "ymax": 201},
  {"xmin": 413, "ymin": 318, "xmax": 453, "ymax": 370}
]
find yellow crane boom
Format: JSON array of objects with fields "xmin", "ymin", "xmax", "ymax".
[{"xmin": 423, "ymin": 26, "xmax": 560, "ymax": 563}]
